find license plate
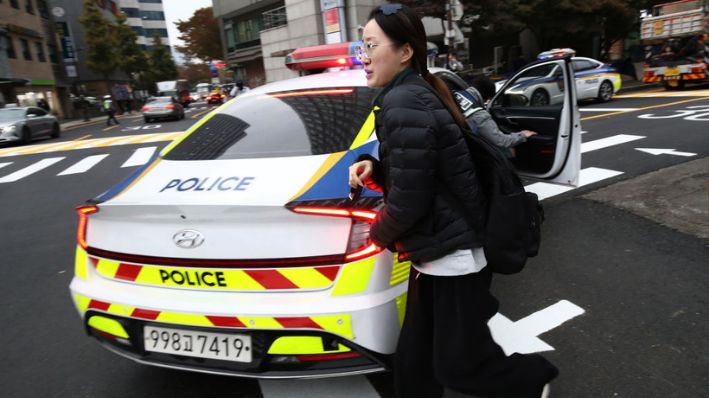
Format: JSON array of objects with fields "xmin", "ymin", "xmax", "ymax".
[
  {"xmin": 144, "ymin": 326, "xmax": 252, "ymax": 363},
  {"xmin": 665, "ymin": 67, "xmax": 680, "ymax": 76}
]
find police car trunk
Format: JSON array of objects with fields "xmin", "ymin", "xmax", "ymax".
[{"xmin": 71, "ymin": 69, "xmax": 412, "ymax": 378}]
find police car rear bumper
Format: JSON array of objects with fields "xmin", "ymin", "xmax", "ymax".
[
  {"xmin": 69, "ymin": 249, "xmax": 406, "ymax": 377},
  {"xmin": 84, "ymin": 310, "xmax": 390, "ymax": 379}
]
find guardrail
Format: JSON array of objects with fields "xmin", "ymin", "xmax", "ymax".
[{"xmin": 263, "ymin": 6, "xmax": 288, "ymax": 31}]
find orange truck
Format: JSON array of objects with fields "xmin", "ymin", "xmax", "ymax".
[{"xmin": 641, "ymin": 0, "xmax": 709, "ymax": 89}]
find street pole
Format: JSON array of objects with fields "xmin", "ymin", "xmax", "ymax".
[{"xmin": 447, "ymin": 0, "xmax": 453, "ymax": 50}]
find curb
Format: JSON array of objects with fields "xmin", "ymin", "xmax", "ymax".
[
  {"xmin": 617, "ymin": 82, "xmax": 662, "ymax": 95},
  {"xmin": 60, "ymin": 113, "xmax": 138, "ymax": 130}
]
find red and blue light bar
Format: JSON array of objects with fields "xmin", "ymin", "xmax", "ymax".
[
  {"xmin": 537, "ymin": 48, "xmax": 576, "ymax": 61},
  {"xmin": 286, "ymin": 41, "xmax": 363, "ymax": 71}
]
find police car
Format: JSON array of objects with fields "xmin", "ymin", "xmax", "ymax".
[
  {"xmin": 69, "ymin": 41, "xmax": 581, "ymax": 378},
  {"xmin": 497, "ymin": 49, "xmax": 622, "ymax": 104}
]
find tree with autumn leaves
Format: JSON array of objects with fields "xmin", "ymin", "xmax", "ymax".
[{"xmin": 174, "ymin": 7, "xmax": 223, "ymax": 63}]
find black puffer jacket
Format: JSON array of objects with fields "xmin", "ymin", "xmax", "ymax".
[{"xmin": 363, "ymin": 71, "xmax": 487, "ymax": 263}]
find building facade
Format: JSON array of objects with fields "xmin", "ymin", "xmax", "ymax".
[
  {"xmin": 48, "ymin": 0, "xmax": 130, "ymax": 97},
  {"xmin": 213, "ymin": 0, "xmax": 385, "ymax": 86},
  {"xmin": 0, "ymin": 0, "xmax": 70, "ymax": 117},
  {"xmin": 117, "ymin": 0, "xmax": 169, "ymax": 51}
]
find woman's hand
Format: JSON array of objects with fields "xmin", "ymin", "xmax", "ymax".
[{"xmin": 349, "ymin": 160, "xmax": 374, "ymax": 188}]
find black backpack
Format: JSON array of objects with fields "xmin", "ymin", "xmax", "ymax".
[
  {"xmin": 453, "ymin": 126, "xmax": 544, "ymax": 274},
  {"xmin": 413, "ymin": 80, "xmax": 544, "ymax": 274}
]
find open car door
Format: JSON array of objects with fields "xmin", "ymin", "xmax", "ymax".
[{"xmin": 488, "ymin": 57, "xmax": 581, "ymax": 186}]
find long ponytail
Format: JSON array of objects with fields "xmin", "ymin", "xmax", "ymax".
[{"xmin": 369, "ymin": 5, "xmax": 469, "ymax": 131}]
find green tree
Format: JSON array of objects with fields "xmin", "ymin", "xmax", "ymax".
[
  {"xmin": 147, "ymin": 33, "xmax": 178, "ymax": 82},
  {"xmin": 114, "ymin": 12, "xmax": 148, "ymax": 81},
  {"xmin": 79, "ymin": 0, "xmax": 117, "ymax": 79},
  {"xmin": 175, "ymin": 7, "xmax": 223, "ymax": 62}
]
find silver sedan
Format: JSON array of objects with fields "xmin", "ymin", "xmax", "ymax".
[
  {"xmin": 141, "ymin": 96, "xmax": 185, "ymax": 123},
  {"xmin": 0, "ymin": 107, "xmax": 60, "ymax": 145}
]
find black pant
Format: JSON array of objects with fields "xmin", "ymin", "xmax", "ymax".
[
  {"xmin": 106, "ymin": 111, "xmax": 118, "ymax": 125},
  {"xmin": 394, "ymin": 267, "xmax": 558, "ymax": 398}
]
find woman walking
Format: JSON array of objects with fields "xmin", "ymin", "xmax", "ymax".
[{"xmin": 348, "ymin": 4, "xmax": 558, "ymax": 397}]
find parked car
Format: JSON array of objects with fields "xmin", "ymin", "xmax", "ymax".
[
  {"xmin": 495, "ymin": 50, "xmax": 622, "ymax": 104},
  {"xmin": 0, "ymin": 107, "xmax": 60, "ymax": 145},
  {"xmin": 141, "ymin": 96, "xmax": 185, "ymax": 123}
]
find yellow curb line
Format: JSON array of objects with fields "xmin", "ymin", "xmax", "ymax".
[
  {"xmin": 581, "ymin": 96, "xmax": 709, "ymax": 121},
  {"xmin": 191, "ymin": 108, "xmax": 213, "ymax": 119}
]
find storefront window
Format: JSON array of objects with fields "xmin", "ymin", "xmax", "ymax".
[
  {"xmin": 35, "ymin": 42, "xmax": 45, "ymax": 62},
  {"xmin": 6, "ymin": 38, "xmax": 17, "ymax": 59},
  {"xmin": 20, "ymin": 39, "xmax": 32, "ymax": 60}
]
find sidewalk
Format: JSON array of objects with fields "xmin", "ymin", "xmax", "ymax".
[
  {"xmin": 585, "ymin": 156, "xmax": 709, "ymax": 243},
  {"xmin": 60, "ymin": 112, "xmax": 139, "ymax": 130}
]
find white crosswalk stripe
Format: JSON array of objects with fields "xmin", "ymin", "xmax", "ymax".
[
  {"xmin": 121, "ymin": 146, "xmax": 157, "ymax": 168},
  {"xmin": 57, "ymin": 154, "xmax": 109, "ymax": 176},
  {"xmin": 581, "ymin": 134, "xmax": 645, "ymax": 153},
  {"xmin": 525, "ymin": 167, "xmax": 624, "ymax": 200},
  {"xmin": 0, "ymin": 157, "xmax": 64, "ymax": 183}
]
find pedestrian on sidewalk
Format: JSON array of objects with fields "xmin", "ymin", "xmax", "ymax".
[
  {"xmin": 75, "ymin": 95, "xmax": 91, "ymax": 121},
  {"xmin": 102, "ymin": 95, "xmax": 119, "ymax": 126},
  {"xmin": 229, "ymin": 79, "xmax": 250, "ymax": 98},
  {"xmin": 445, "ymin": 52, "xmax": 464, "ymax": 72},
  {"xmin": 36, "ymin": 98, "xmax": 50, "ymax": 113},
  {"xmin": 348, "ymin": 4, "xmax": 557, "ymax": 398}
]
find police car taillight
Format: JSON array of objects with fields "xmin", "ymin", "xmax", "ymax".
[
  {"xmin": 285, "ymin": 41, "xmax": 363, "ymax": 71},
  {"xmin": 76, "ymin": 205, "xmax": 99, "ymax": 249},
  {"xmin": 291, "ymin": 207, "xmax": 383, "ymax": 262}
]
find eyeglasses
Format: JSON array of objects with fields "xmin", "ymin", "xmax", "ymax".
[
  {"xmin": 379, "ymin": 3, "xmax": 403, "ymax": 15},
  {"xmin": 355, "ymin": 42, "xmax": 394, "ymax": 62}
]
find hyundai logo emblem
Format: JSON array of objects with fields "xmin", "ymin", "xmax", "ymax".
[{"xmin": 173, "ymin": 230, "xmax": 205, "ymax": 249}]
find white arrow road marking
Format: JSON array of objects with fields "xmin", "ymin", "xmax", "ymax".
[
  {"xmin": 488, "ymin": 300, "xmax": 585, "ymax": 356},
  {"xmin": 525, "ymin": 167, "xmax": 624, "ymax": 200},
  {"xmin": 259, "ymin": 375, "xmax": 380, "ymax": 398},
  {"xmin": 0, "ymin": 162, "xmax": 11, "ymax": 170},
  {"xmin": 635, "ymin": 148, "xmax": 697, "ymax": 157},
  {"xmin": 57, "ymin": 154, "xmax": 109, "ymax": 175},
  {"xmin": 121, "ymin": 146, "xmax": 157, "ymax": 168},
  {"xmin": 581, "ymin": 134, "xmax": 645, "ymax": 153},
  {"xmin": 0, "ymin": 157, "xmax": 64, "ymax": 183}
]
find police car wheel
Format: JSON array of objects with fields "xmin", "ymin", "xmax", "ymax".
[
  {"xmin": 530, "ymin": 89, "xmax": 549, "ymax": 106},
  {"xmin": 597, "ymin": 81, "xmax": 614, "ymax": 102}
]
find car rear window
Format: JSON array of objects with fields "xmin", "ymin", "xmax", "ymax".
[{"xmin": 163, "ymin": 87, "xmax": 376, "ymax": 160}]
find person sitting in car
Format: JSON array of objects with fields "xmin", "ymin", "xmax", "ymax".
[{"xmin": 455, "ymin": 76, "xmax": 537, "ymax": 155}]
